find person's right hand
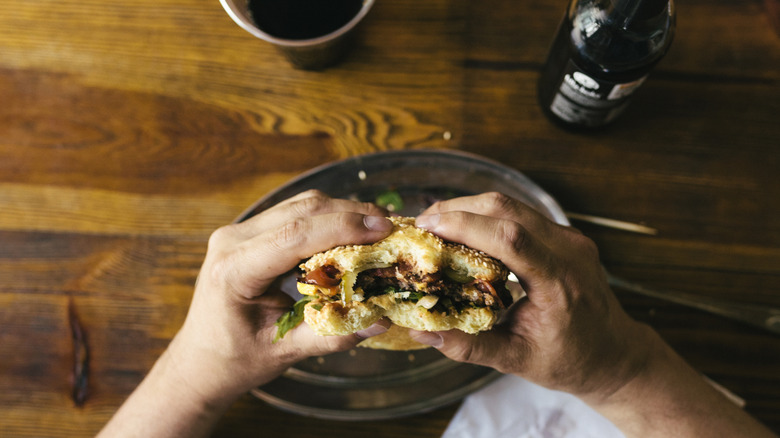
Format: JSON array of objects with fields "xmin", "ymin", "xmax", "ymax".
[{"xmin": 409, "ymin": 192, "xmax": 653, "ymax": 402}]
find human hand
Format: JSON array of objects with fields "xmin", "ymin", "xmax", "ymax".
[
  {"xmin": 102, "ymin": 191, "xmax": 776, "ymax": 438},
  {"xmin": 409, "ymin": 192, "xmax": 651, "ymax": 401},
  {"xmin": 164, "ymin": 190, "xmax": 394, "ymax": 405}
]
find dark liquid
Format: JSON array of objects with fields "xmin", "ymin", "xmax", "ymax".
[{"xmin": 248, "ymin": 0, "xmax": 364, "ymax": 40}]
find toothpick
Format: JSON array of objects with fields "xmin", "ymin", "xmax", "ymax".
[{"xmin": 565, "ymin": 212, "xmax": 659, "ymax": 235}]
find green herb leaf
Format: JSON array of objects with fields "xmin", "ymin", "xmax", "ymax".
[
  {"xmin": 406, "ymin": 291, "xmax": 425, "ymax": 302},
  {"xmin": 273, "ymin": 296, "xmax": 313, "ymax": 343},
  {"xmin": 375, "ymin": 190, "xmax": 404, "ymax": 212}
]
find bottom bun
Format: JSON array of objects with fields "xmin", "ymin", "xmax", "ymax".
[
  {"xmin": 303, "ymin": 295, "xmax": 498, "ymax": 351},
  {"xmin": 357, "ymin": 324, "xmax": 430, "ymax": 350}
]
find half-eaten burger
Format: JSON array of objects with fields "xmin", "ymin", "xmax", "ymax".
[{"xmin": 275, "ymin": 217, "xmax": 513, "ymax": 350}]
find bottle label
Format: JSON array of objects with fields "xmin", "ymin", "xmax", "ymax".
[{"xmin": 549, "ymin": 60, "xmax": 648, "ymax": 126}]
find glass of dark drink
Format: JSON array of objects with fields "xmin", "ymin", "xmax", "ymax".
[{"xmin": 220, "ymin": 0, "xmax": 375, "ymax": 70}]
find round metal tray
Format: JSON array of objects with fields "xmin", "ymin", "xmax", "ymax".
[{"xmin": 234, "ymin": 149, "xmax": 568, "ymax": 420}]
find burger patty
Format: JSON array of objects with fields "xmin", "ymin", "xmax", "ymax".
[{"xmin": 302, "ymin": 263, "xmax": 512, "ymax": 311}]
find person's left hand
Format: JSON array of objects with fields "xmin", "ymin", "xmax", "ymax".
[{"xmin": 163, "ymin": 190, "xmax": 394, "ymax": 406}]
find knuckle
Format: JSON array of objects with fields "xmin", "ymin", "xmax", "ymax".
[
  {"xmin": 204, "ymin": 245, "xmax": 243, "ymax": 292},
  {"xmin": 480, "ymin": 191, "xmax": 516, "ymax": 215},
  {"xmin": 301, "ymin": 188, "xmax": 326, "ymax": 197},
  {"xmin": 294, "ymin": 193, "xmax": 331, "ymax": 216},
  {"xmin": 362, "ymin": 201, "xmax": 386, "ymax": 215},
  {"xmin": 271, "ymin": 217, "xmax": 307, "ymax": 251},
  {"xmin": 497, "ymin": 219, "xmax": 528, "ymax": 254},
  {"xmin": 571, "ymin": 231, "xmax": 600, "ymax": 259},
  {"xmin": 270, "ymin": 339, "xmax": 303, "ymax": 366},
  {"xmin": 202, "ymin": 226, "xmax": 246, "ymax": 291},
  {"xmin": 295, "ymin": 189, "xmax": 327, "ymax": 201},
  {"xmin": 443, "ymin": 338, "xmax": 480, "ymax": 364},
  {"xmin": 207, "ymin": 225, "xmax": 235, "ymax": 250}
]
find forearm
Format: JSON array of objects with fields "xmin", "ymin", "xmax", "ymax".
[
  {"xmin": 97, "ymin": 349, "xmax": 237, "ymax": 438},
  {"xmin": 587, "ymin": 326, "xmax": 777, "ymax": 438}
]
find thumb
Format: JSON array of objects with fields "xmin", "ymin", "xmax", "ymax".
[
  {"xmin": 281, "ymin": 318, "xmax": 392, "ymax": 358},
  {"xmin": 409, "ymin": 328, "xmax": 527, "ymax": 374}
]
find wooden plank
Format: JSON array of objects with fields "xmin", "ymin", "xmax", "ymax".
[
  {"xmin": 0, "ymin": 232, "xmax": 201, "ymax": 436},
  {"xmin": 0, "ymin": 0, "xmax": 778, "ymax": 435}
]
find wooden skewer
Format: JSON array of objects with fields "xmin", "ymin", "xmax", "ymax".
[{"xmin": 565, "ymin": 212, "xmax": 659, "ymax": 235}]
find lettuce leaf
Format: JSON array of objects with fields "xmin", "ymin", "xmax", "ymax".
[{"xmin": 273, "ymin": 296, "xmax": 313, "ymax": 343}]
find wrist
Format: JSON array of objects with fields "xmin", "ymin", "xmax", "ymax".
[
  {"xmin": 574, "ymin": 320, "xmax": 659, "ymax": 407},
  {"xmin": 580, "ymin": 325, "xmax": 777, "ymax": 438},
  {"xmin": 583, "ymin": 322, "xmax": 663, "ymax": 404},
  {"xmin": 153, "ymin": 347, "xmax": 240, "ymax": 414},
  {"xmin": 578, "ymin": 324, "xmax": 674, "ymax": 435},
  {"xmin": 159, "ymin": 335, "xmax": 250, "ymax": 412},
  {"xmin": 98, "ymin": 346, "xmax": 240, "ymax": 438}
]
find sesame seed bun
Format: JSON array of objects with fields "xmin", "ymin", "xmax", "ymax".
[{"xmin": 298, "ymin": 217, "xmax": 510, "ymax": 350}]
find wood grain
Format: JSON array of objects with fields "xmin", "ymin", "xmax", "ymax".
[{"xmin": 1, "ymin": 0, "xmax": 779, "ymax": 436}]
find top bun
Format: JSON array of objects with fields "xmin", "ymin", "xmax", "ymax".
[{"xmin": 300, "ymin": 216, "xmax": 507, "ymax": 282}]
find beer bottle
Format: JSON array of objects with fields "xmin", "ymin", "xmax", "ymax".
[{"xmin": 538, "ymin": 0, "xmax": 676, "ymax": 129}]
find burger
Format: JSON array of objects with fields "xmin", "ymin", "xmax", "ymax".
[{"xmin": 275, "ymin": 217, "xmax": 513, "ymax": 350}]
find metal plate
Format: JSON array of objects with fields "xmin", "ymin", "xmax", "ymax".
[{"xmin": 235, "ymin": 149, "xmax": 568, "ymax": 420}]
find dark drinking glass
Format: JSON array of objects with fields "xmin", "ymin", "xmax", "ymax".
[{"xmin": 247, "ymin": 0, "xmax": 364, "ymax": 40}]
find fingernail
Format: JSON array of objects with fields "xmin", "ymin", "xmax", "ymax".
[
  {"xmin": 409, "ymin": 330, "xmax": 443, "ymax": 348},
  {"xmin": 364, "ymin": 215, "xmax": 393, "ymax": 231},
  {"xmin": 415, "ymin": 214, "xmax": 441, "ymax": 230},
  {"xmin": 355, "ymin": 322, "xmax": 389, "ymax": 339}
]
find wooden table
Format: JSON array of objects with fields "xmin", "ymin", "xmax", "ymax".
[{"xmin": 1, "ymin": 0, "xmax": 779, "ymax": 436}]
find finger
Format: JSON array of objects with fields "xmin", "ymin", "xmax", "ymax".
[
  {"xmin": 416, "ymin": 211, "xmax": 558, "ymax": 299},
  {"xmin": 420, "ymin": 192, "xmax": 552, "ymax": 234},
  {"xmin": 218, "ymin": 212, "xmax": 394, "ymax": 298},
  {"xmin": 408, "ymin": 328, "xmax": 530, "ymax": 375},
  {"xmin": 268, "ymin": 188, "xmax": 326, "ymax": 208},
  {"xmin": 278, "ymin": 318, "xmax": 392, "ymax": 359},
  {"xmin": 235, "ymin": 190, "xmax": 389, "ymax": 240},
  {"xmin": 255, "ymin": 189, "xmax": 341, "ymax": 214}
]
